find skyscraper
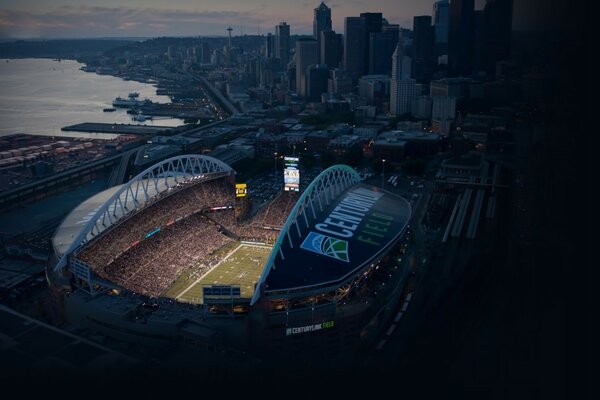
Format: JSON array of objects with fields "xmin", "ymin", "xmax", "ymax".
[
  {"xmin": 200, "ymin": 42, "xmax": 211, "ymax": 64},
  {"xmin": 483, "ymin": 0, "xmax": 513, "ymax": 77},
  {"xmin": 360, "ymin": 12, "xmax": 383, "ymax": 76},
  {"xmin": 313, "ymin": 2, "xmax": 332, "ymax": 63},
  {"xmin": 307, "ymin": 64, "xmax": 329, "ymax": 102},
  {"xmin": 473, "ymin": 10, "xmax": 485, "ymax": 73},
  {"xmin": 369, "ymin": 31, "xmax": 396, "ymax": 75},
  {"xmin": 275, "ymin": 22, "xmax": 290, "ymax": 68},
  {"xmin": 296, "ymin": 38, "xmax": 318, "ymax": 97},
  {"xmin": 265, "ymin": 33, "xmax": 275, "ymax": 59},
  {"xmin": 321, "ymin": 30, "xmax": 342, "ymax": 69},
  {"xmin": 412, "ymin": 16, "xmax": 434, "ymax": 82},
  {"xmin": 390, "ymin": 44, "xmax": 416, "ymax": 116},
  {"xmin": 433, "ymin": 0, "xmax": 450, "ymax": 58},
  {"xmin": 344, "ymin": 17, "xmax": 366, "ymax": 82},
  {"xmin": 448, "ymin": 0, "xmax": 475, "ymax": 77}
]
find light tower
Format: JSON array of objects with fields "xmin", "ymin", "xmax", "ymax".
[{"xmin": 227, "ymin": 26, "xmax": 233, "ymax": 65}]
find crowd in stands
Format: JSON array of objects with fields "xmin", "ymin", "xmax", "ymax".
[
  {"xmin": 77, "ymin": 178, "xmax": 233, "ymax": 269},
  {"xmin": 99, "ymin": 214, "xmax": 231, "ymax": 297},
  {"xmin": 251, "ymin": 191, "xmax": 299, "ymax": 229},
  {"xmin": 75, "ymin": 179, "xmax": 301, "ymax": 297}
]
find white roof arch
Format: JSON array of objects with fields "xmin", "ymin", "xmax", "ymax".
[{"xmin": 54, "ymin": 154, "xmax": 233, "ymax": 272}]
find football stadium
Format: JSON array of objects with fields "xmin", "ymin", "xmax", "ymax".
[{"xmin": 49, "ymin": 155, "xmax": 411, "ymax": 364}]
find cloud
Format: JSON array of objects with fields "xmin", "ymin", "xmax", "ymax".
[{"xmin": 0, "ymin": 5, "xmax": 265, "ymax": 38}]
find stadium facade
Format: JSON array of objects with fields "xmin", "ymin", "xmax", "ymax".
[{"xmin": 49, "ymin": 155, "xmax": 412, "ymax": 365}]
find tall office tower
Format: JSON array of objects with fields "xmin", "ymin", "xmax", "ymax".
[
  {"xmin": 321, "ymin": 30, "xmax": 342, "ymax": 69},
  {"xmin": 275, "ymin": 22, "xmax": 290, "ymax": 68},
  {"xmin": 328, "ymin": 68, "xmax": 353, "ymax": 95},
  {"xmin": 313, "ymin": 2, "xmax": 332, "ymax": 63},
  {"xmin": 344, "ymin": 16, "xmax": 366, "ymax": 82},
  {"xmin": 390, "ymin": 44, "xmax": 416, "ymax": 116},
  {"xmin": 382, "ymin": 22, "xmax": 400, "ymax": 51},
  {"xmin": 200, "ymin": 42, "xmax": 211, "ymax": 63},
  {"xmin": 483, "ymin": 0, "xmax": 513, "ymax": 77},
  {"xmin": 296, "ymin": 38, "xmax": 318, "ymax": 97},
  {"xmin": 360, "ymin": 12, "xmax": 383, "ymax": 75},
  {"xmin": 448, "ymin": 0, "xmax": 475, "ymax": 77},
  {"xmin": 369, "ymin": 32, "xmax": 396, "ymax": 75},
  {"xmin": 265, "ymin": 33, "xmax": 276, "ymax": 58},
  {"xmin": 431, "ymin": 96, "xmax": 456, "ymax": 120},
  {"xmin": 433, "ymin": 0, "xmax": 450, "ymax": 58},
  {"xmin": 473, "ymin": 10, "xmax": 485, "ymax": 73},
  {"xmin": 307, "ymin": 64, "xmax": 329, "ymax": 102},
  {"xmin": 412, "ymin": 16, "xmax": 434, "ymax": 81}
]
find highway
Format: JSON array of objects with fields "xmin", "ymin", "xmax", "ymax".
[{"xmin": 0, "ymin": 145, "xmax": 143, "ymax": 211}]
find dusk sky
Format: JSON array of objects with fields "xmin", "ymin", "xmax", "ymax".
[
  {"xmin": 0, "ymin": 0, "xmax": 450, "ymax": 39},
  {"xmin": 0, "ymin": 0, "xmax": 548, "ymax": 40}
]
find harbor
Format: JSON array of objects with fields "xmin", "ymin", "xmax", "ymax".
[{"xmin": 61, "ymin": 122, "xmax": 178, "ymax": 135}]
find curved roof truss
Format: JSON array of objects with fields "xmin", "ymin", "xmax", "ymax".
[
  {"xmin": 54, "ymin": 154, "xmax": 232, "ymax": 271},
  {"xmin": 250, "ymin": 165, "xmax": 361, "ymax": 305}
]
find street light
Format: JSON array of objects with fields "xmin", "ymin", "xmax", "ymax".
[{"xmin": 381, "ymin": 159, "xmax": 386, "ymax": 189}]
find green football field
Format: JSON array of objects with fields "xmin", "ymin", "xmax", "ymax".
[{"xmin": 175, "ymin": 244, "xmax": 271, "ymax": 304}]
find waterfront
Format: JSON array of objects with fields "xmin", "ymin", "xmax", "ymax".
[{"xmin": 0, "ymin": 58, "xmax": 184, "ymax": 139}]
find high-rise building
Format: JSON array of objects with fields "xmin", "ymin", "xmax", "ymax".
[
  {"xmin": 307, "ymin": 64, "xmax": 329, "ymax": 102},
  {"xmin": 265, "ymin": 33, "xmax": 276, "ymax": 59},
  {"xmin": 321, "ymin": 30, "xmax": 342, "ymax": 69},
  {"xmin": 358, "ymin": 75, "xmax": 390, "ymax": 111},
  {"xmin": 360, "ymin": 12, "xmax": 383, "ymax": 76},
  {"xmin": 275, "ymin": 22, "xmax": 290, "ymax": 68},
  {"xmin": 483, "ymin": 0, "xmax": 513, "ymax": 77},
  {"xmin": 296, "ymin": 38, "xmax": 318, "ymax": 97},
  {"xmin": 390, "ymin": 44, "xmax": 416, "ymax": 116},
  {"xmin": 313, "ymin": 2, "xmax": 332, "ymax": 63},
  {"xmin": 433, "ymin": 0, "xmax": 450, "ymax": 58},
  {"xmin": 369, "ymin": 30, "xmax": 397, "ymax": 76},
  {"xmin": 431, "ymin": 96, "xmax": 456, "ymax": 120},
  {"xmin": 328, "ymin": 68, "xmax": 353, "ymax": 95},
  {"xmin": 473, "ymin": 10, "xmax": 485, "ymax": 73},
  {"xmin": 448, "ymin": 0, "xmax": 475, "ymax": 77},
  {"xmin": 200, "ymin": 43, "xmax": 211, "ymax": 64},
  {"xmin": 344, "ymin": 17, "xmax": 366, "ymax": 82},
  {"xmin": 412, "ymin": 16, "xmax": 434, "ymax": 82}
]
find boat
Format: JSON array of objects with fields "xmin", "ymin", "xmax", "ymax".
[
  {"xmin": 112, "ymin": 96, "xmax": 154, "ymax": 108},
  {"xmin": 128, "ymin": 92, "xmax": 140, "ymax": 99},
  {"xmin": 103, "ymin": 108, "xmax": 116, "ymax": 112},
  {"xmin": 133, "ymin": 115, "xmax": 151, "ymax": 122}
]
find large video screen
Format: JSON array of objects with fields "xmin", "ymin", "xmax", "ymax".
[{"xmin": 284, "ymin": 156, "xmax": 300, "ymax": 192}]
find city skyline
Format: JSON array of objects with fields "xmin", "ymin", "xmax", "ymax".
[{"xmin": 0, "ymin": 0, "xmax": 506, "ymax": 39}]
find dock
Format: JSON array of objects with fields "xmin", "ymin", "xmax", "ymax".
[{"xmin": 62, "ymin": 123, "xmax": 176, "ymax": 135}]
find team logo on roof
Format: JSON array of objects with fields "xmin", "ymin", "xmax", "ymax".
[{"xmin": 300, "ymin": 231, "xmax": 350, "ymax": 263}]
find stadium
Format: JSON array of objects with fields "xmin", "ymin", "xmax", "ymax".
[{"xmin": 49, "ymin": 154, "xmax": 412, "ymax": 365}]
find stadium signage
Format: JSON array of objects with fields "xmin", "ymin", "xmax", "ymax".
[
  {"xmin": 235, "ymin": 183, "xmax": 247, "ymax": 197},
  {"xmin": 285, "ymin": 320, "xmax": 335, "ymax": 336},
  {"xmin": 315, "ymin": 188, "xmax": 383, "ymax": 238},
  {"xmin": 315, "ymin": 188, "xmax": 383, "ymax": 239}
]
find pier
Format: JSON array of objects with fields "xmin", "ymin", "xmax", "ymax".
[{"xmin": 62, "ymin": 123, "xmax": 176, "ymax": 135}]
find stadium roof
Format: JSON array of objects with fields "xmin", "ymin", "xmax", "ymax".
[
  {"xmin": 52, "ymin": 184, "xmax": 123, "ymax": 257},
  {"xmin": 54, "ymin": 155, "xmax": 233, "ymax": 271},
  {"xmin": 252, "ymin": 165, "xmax": 411, "ymax": 302}
]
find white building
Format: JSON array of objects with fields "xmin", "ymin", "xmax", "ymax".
[{"xmin": 390, "ymin": 43, "xmax": 416, "ymax": 116}]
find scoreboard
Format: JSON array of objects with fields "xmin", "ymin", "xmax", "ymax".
[
  {"xmin": 284, "ymin": 157, "xmax": 300, "ymax": 192},
  {"xmin": 235, "ymin": 183, "xmax": 247, "ymax": 197}
]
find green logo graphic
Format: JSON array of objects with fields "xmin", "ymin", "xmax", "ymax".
[{"xmin": 300, "ymin": 231, "xmax": 350, "ymax": 262}]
